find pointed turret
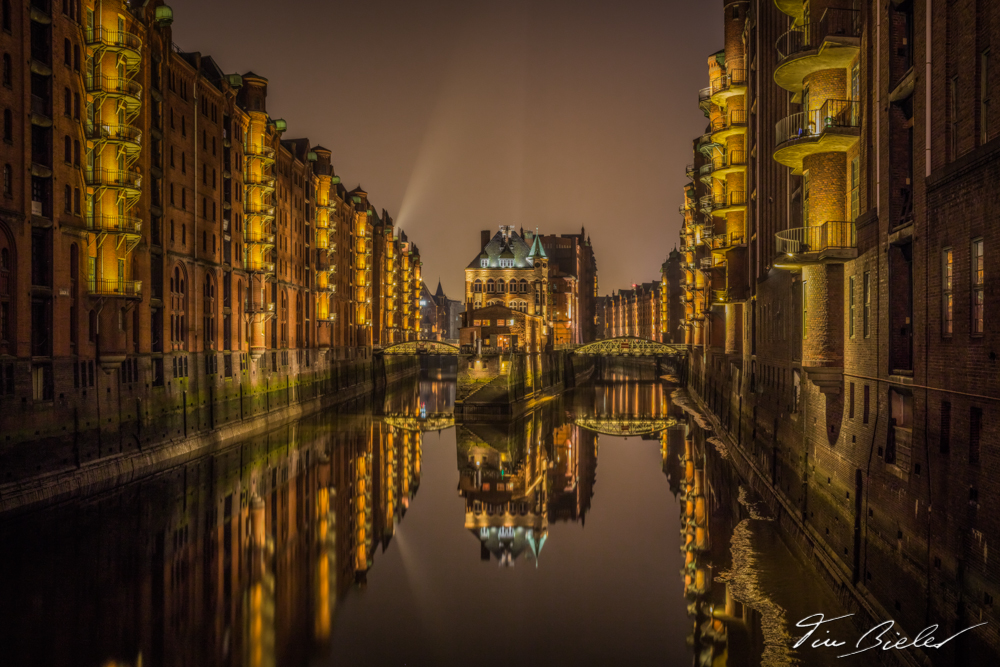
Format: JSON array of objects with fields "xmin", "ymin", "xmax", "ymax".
[{"xmin": 528, "ymin": 234, "xmax": 547, "ymax": 259}]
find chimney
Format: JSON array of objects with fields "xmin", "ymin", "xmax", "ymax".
[{"xmin": 481, "ymin": 230, "xmax": 490, "ymax": 250}]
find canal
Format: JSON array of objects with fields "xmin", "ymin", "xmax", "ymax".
[{"xmin": 0, "ymin": 371, "xmax": 861, "ymax": 667}]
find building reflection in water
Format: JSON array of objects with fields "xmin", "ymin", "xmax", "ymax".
[
  {"xmin": 0, "ymin": 378, "xmax": 433, "ymax": 667},
  {"xmin": 0, "ymin": 374, "xmax": 826, "ymax": 667}
]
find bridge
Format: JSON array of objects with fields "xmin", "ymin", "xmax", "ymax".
[
  {"xmin": 571, "ymin": 337, "xmax": 686, "ymax": 357},
  {"xmin": 573, "ymin": 416, "xmax": 679, "ymax": 436},
  {"xmin": 383, "ymin": 413, "xmax": 456, "ymax": 432},
  {"xmin": 380, "ymin": 340, "xmax": 462, "ymax": 356}
]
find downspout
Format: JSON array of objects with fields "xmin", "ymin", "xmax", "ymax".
[
  {"xmin": 192, "ymin": 73, "xmax": 199, "ymax": 363},
  {"xmin": 924, "ymin": 0, "xmax": 934, "ymax": 625}
]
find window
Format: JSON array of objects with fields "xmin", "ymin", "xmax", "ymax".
[
  {"xmin": 942, "ymin": 248, "xmax": 953, "ymax": 337},
  {"xmin": 801, "ymin": 280, "xmax": 808, "ymax": 339},
  {"xmin": 848, "ymin": 275, "xmax": 856, "ymax": 338},
  {"xmin": 74, "ymin": 93, "xmax": 80, "ymax": 119},
  {"xmin": 73, "ymin": 44, "xmax": 80, "ymax": 71},
  {"xmin": 74, "ymin": 140, "xmax": 80, "ymax": 166},
  {"xmin": 480, "ymin": 259, "xmax": 487, "ymax": 268},
  {"xmin": 981, "ymin": 50, "xmax": 991, "ymax": 145},
  {"xmin": 3, "ymin": 108, "xmax": 11, "ymax": 142},
  {"xmin": 851, "ymin": 60, "xmax": 860, "ymax": 103},
  {"xmin": 64, "ymin": 185, "xmax": 71, "ymax": 213},
  {"xmin": 863, "ymin": 271, "xmax": 871, "ymax": 338},
  {"xmin": 972, "ymin": 239, "xmax": 984, "ymax": 335},
  {"xmin": 2, "ymin": 163, "xmax": 9, "ymax": 197},
  {"xmin": 939, "ymin": 401, "xmax": 951, "ymax": 453},
  {"xmin": 63, "ymin": 136, "xmax": 71, "ymax": 163},
  {"xmin": 969, "ymin": 406, "xmax": 982, "ymax": 464},
  {"xmin": 850, "ymin": 157, "xmax": 860, "ymax": 221},
  {"xmin": 2, "ymin": 53, "xmax": 10, "ymax": 88},
  {"xmin": 473, "ymin": 320, "xmax": 481, "ymax": 327},
  {"xmin": 1, "ymin": 0, "xmax": 10, "ymax": 33},
  {"xmin": 63, "ymin": 88, "xmax": 71, "ymax": 116},
  {"xmin": 849, "ymin": 382, "xmax": 855, "ymax": 418},
  {"xmin": 950, "ymin": 76, "xmax": 960, "ymax": 159}
]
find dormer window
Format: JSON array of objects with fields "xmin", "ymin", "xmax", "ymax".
[
  {"xmin": 481, "ymin": 259, "xmax": 488, "ymax": 268},
  {"xmin": 499, "ymin": 259, "xmax": 514, "ymax": 268}
]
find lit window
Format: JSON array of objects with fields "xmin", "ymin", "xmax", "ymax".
[
  {"xmin": 972, "ymin": 238, "xmax": 984, "ymax": 335},
  {"xmin": 942, "ymin": 249, "xmax": 953, "ymax": 337}
]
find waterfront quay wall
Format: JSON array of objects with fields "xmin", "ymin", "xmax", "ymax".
[
  {"xmin": 455, "ymin": 350, "xmax": 595, "ymax": 419},
  {"xmin": 683, "ymin": 347, "xmax": 998, "ymax": 666},
  {"xmin": 0, "ymin": 351, "xmax": 418, "ymax": 514}
]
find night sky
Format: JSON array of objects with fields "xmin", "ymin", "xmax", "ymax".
[{"xmin": 168, "ymin": 0, "xmax": 721, "ymax": 300}]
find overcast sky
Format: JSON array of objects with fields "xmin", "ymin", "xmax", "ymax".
[{"xmin": 169, "ymin": 0, "xmax": 720, "ymax": 299}]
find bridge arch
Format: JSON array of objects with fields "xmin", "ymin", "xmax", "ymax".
[
  {"xmin": 573, "ymin": 336, "xmax": 686, "ymax": 357},
  {"xmin": 380, "ymin": 340, "xmax": 462, "ymax": 355}
]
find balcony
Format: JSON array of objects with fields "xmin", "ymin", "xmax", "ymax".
[
  {"xmin": 244, "ymin": 175, "xmax": 275, "ymax": 190},
  {"xmin": 699, "ymin": 195, "xmax": 715, "ymax": 213},
  {"xmin": 774, "ymin": 9, "xmax": 860, "ymax": 96},
  {"xmin": 86, "ymin": 168, "xmax": 142, "ymax": 195},
  {"xmin": 244, "ymin": 231, "xmax": 275, "ymax": 247},
  {"xmin": 774, "ymin": 221, "xmax": 857, "ymax": 263},
  {"xmin": 699, "ymin": 162, "xmax": 714, "ymax": 184},
  {"xmin": 710, "ymin": 231, "xmax": 747, "ymax": 255},
  {"xmin": 88, "ymin": 279, "xmax": 142, "ymax": 299},
  {"xmin": 685, "ymin": 163, "xmax": 696, "ymax": 180},
  {"xmin": 246, "ymin": 259, "xmax": 275, "ymax": 274},
  {"xmin": 246, "ymin": 301, "xmax": 276, "ymax": 316},
  {"xmin": 710, "ymin": 108, "xmax": 748, "ymax": 143},
  {"xmin": 245, "ymin": 144, "xmax": 276, "ymax": 162},
  {"xmin": 698, "ymin": 87, "xmax": 713, "ymax": 114},
  {"xmin": 774, "ymin": 99, "xmax": 860, "ymax": 172},
  {"xmin": 710, "ymin": 190, "xmax": 747, "ymax": 216},
  {"xmin": 85, "ymin": 26, "xmax": 142, "ymax": 59},
  {"xmin": 712, "ymin": 150, "xmax": 747, "ymax": 179},
  {"xmin": 774, "ymin": 0, "xmax": 804, "ymax": 21},
  {"xmin": 86, "ymin": 122, "xmax": 142, "ymax": 150},
  {"xmin": 244, "ymin": 203, "xmax": 275, "ymax": 217},
  {"xmin": 709, "ymin": 68, "xmax": 747, "ymax": 106},
  {"xmin": 85, "ymin": 74, "xmax": 142, "ymax": 102},
  {"xmin": 86, "ymin": 214, "xmax": 142, "ymax": 235}
]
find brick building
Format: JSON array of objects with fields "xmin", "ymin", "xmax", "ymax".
[
  {"xmin": 534, "ymin": 228, "xmax": 599, "ymax": 344},
  {"xmin": 677, "ymin": 0, "xmax": 1000, "ymax": 660},
  {"xmin": 0, "ymin": 1, "xmax": 425, "ymax": 454},
  {"xmin": 598, "ymin": 282, "xmax": 663, "ymax": 342},
  {"xmin": 420, "ymin": 280, "xmax": 461, "ymax": 342}
]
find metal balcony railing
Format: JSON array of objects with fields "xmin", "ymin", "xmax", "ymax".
[
  {"xmin": 85, "ymin": 26, "xmax": 142, "ymax": 52},
  {"xmin": 698, "ymin": 87, "xmax": 712, "ymax": 108},
  {"xmin": 86, "ymin": 123, "xmax": 142, "ymax": 145},
  {"xmin": 85, "ymin": 168, "xmax": 142, "ymax": 189},
  {"xmin": 775, "ymin": 99, "xmax": 860, "ymax": 147},
  {"xmin": 85, "ymin": 74, "xmax": 142, "ymax": 98},
  {"xmin": 710, "ymin": 108, "xmax": 748, "ymax": 133},
  {"xmin": 244, "ymin": 175, "xmax": 275, "ymax": 188},
  {"xmin": 711, "ymin": 68, "xmax": 747, "ymax": 95},
  {"xmin": 713, "ymin": 150, "xmax": 747, "ymax": 171},
  {"xmin": 86, "ymin": 214, "xmax": 142, "ymax": 235},
  {"xmin": 87, "ymin": 279, "xmax": 142, "ymax": 298},
  {"xmin": 685, "ymin": 163, "xmax": 696, "ymax": 179},
  {"xmin": 245, "ymin": 144, "xmax": 276, "ymax": 159},
  {"xmin": 244, "ymin": 203, "xmax": 275, "ymax": 216},
  {"xmin": 711, "ymin": 191, "xmax": 746, "ymax": 209},
  {"xmin": 776, "ymin": 8, "xmax": 860, "ymax": 61},
  {"xmin": 775, "ymin": 221, "xmax": 857, "ymax": 254},
  {"xmin": 244, "ymin": 231, "xmax": 275, "ymax": 245}
]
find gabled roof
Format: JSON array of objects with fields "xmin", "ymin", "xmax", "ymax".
[{"xmin": 466, "ymin": 229, "xmax": 534, "ymax": 270}]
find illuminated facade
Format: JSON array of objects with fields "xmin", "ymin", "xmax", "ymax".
[
  {"xmin": 676, "ymin": 1, "xmax": 1000, "ymax": 656},
  {"xmin": 598, "ymin": 282, "xmax": 663, "ymax": 342},
  {"xmin": 0, "ymin": 0, "xmax": 430, "ymax": 457}
]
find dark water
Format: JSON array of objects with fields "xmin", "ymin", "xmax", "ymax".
[{"xmin": 0, "ymin": 373, "xmax": 857, "ymax": 667}]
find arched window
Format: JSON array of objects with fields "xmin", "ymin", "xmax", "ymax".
[
  {"xmin": 486, "ymin": 279, "xmax": 495, "ymax": 293},
  {"xmin": 1, "ymin": 1, "xmax": 10, "ymax": 33},
  {"xmin": 3, "ymin": 109, "xmax": 11, "ymax": 142},
  {"xmin": 496, "ymin": 279, "xmax": 505, "ymax": 293},
  {"xmin": 63, "ymin": 39, "xmax": 71, "ymax": 67},
  {"xmin": 519, "ymin": 279, "xmax": 528, "ymax": 293},
  {"xmin": 64, "ymin": 135, "xmax": 71, "ymax": 163},
  {"xmin": 473, "ymin": 279, "xmax": 482, "ymax": 293},
  {"xmin": 170, "ymin": 265, "xmax": 188, "ymax": 350},
  {"xmin": 2, "ymin": 54, "xmax": 10, "ymax": 88},
  {"xmin": 280, "ymin": 290, "xmax": 288, "ymax": 348}
]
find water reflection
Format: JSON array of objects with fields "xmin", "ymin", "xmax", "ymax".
[{"xmin": 0, "ymin": 373, "xmax": 854, "ymax": 667}]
